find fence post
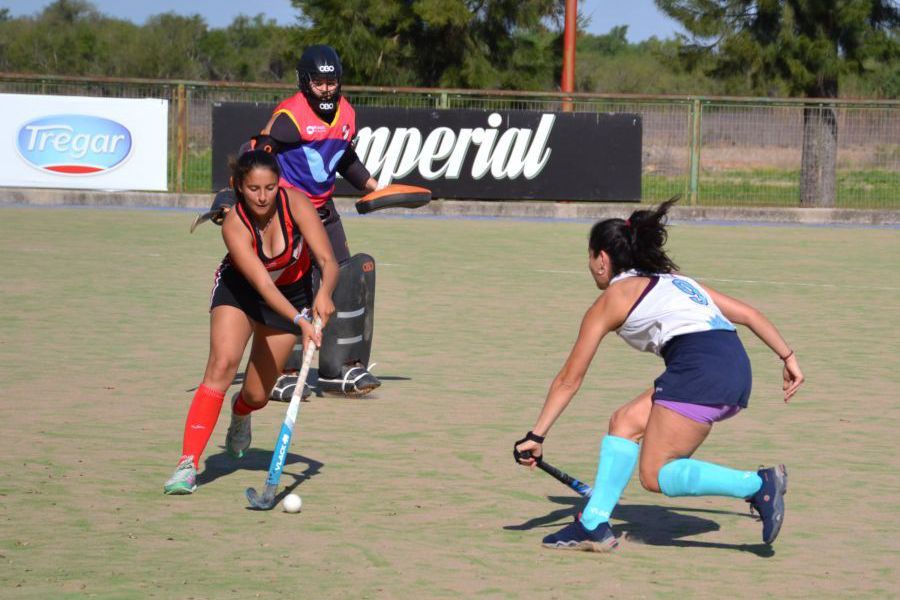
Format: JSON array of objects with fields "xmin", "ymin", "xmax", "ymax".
[
  {"xmin": 175, "ymin": 83, "xmax": 187, "ymax": 193},
  {"xmin": 688, "ymin": 97, "xmax": 702, "ymax": 206},
  {"xmin": 438, "ymin": 91, "xmax": 448, "ymax": 109}
]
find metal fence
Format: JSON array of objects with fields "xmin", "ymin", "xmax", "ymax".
[{"xmin": 2, "ymin": 72, "xmax": 897, "ymax": 208}]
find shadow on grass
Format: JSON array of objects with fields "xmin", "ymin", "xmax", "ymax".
[
  {"xmin": 505, "ymin": 495, "xmax": 774, "ymax": 557},
  {"xmin": 196, "ymin": 448, "xmax": 324, "ymax": 505}
]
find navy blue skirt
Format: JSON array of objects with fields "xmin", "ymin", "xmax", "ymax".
[{"xmin": 653, "ymin": 330, "xmax": 752, "ymax": 408}]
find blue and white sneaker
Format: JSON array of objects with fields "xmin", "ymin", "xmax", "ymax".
[
  {"xmin": 749, "ymin": 464, "xmax": 788, "ymax": 544},
  {"xmin": 541, "ymin": 516, "xmax": 618, "ymax": 552}
]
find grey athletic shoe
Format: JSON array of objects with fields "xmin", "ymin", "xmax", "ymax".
[
  {"xmin": 163, "ymin": 456, "xmax": 197, "ymax": 495},
  {"xmin": 225, "ymin": 394, "xmax": 251, "ymax": 459}
]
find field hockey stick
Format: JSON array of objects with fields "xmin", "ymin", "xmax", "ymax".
[
  {"xmin": 520, "ymin": 449, "xmax": 593, "ymax": 497},
  {"xmin": 246, "ymin": 317, "xmax": 321, "ymax": 510},
  {"xmin": 537, "ymin": 460, "xmax": 593, "ymax": 498}
]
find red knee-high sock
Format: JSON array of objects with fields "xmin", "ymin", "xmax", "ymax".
[
  {"xmin": 180, "ymin": 384, "xmax": 226, "ymax": 468},
  {"xmin": 232, "ymin": 391, "xmax": 265, "ymax": 416}
]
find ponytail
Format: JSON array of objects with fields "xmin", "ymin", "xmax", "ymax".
[{"xmin": 588, "ymin": 195, "xmax": 680, "ymax": 276}]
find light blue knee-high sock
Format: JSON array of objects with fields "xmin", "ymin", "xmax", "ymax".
[
  {"xmin": 658, "ymin": 458, "xmax": 762, "ymax": 498},
  {"xmin": 579, "ymin": 435, "xmax": 640, "ymax": 530}
]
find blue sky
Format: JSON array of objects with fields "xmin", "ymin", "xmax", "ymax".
[{"xmin": 1, "ymin": 0, "xmax": 685, "ymax": 42}]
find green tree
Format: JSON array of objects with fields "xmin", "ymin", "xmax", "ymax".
[
  {"xmin": 124, "ymin": 13, "xmax": 208, "ymax": 80},
  {"xmin": 289, "ymin": 0, "xmax": 563, "ymax": 89},
  {"xmin": 199, "ymin": 15, "xmax": 299, "ymax": 82},
  {"xmin": 656, "ymin": 0, "xmax": 900, "ymax": 206}
]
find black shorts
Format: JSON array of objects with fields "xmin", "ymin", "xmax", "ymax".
[{"xmin": 210, "ymin": 260, "xmax": 313, "ymax": 334}]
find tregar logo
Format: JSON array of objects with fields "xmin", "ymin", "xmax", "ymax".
[{"xmin": 16, "ymin": 114, "xmax": 133, "ymax": 175}]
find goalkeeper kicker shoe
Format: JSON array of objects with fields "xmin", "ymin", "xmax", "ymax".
[
  {"xmin": 163, "ymin": 456, "xmax": 197, "ymax": 495},
  {"xmin": 318, "ymin": 362, "xmax": 381, "ymax": 397},
  {"xmin": 270, "ymin": 373, "xmax": 313, "ymax": 402}
]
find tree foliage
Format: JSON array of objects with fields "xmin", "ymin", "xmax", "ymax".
[
  {"xmin": 655, "ymin": 0, "xmax": 900, "ymax": 98},
  {"xmin": 289, "ymin": 0, "xmax": 564, "ymax": 89},
  {"xmin": 0, "ymin": 0, "xmax": 298, "ymax": 82},
  {"xmin": 653, "ymin": 0, "xmax": 899, "ymax": 207},
  {"xmin": 0, "ymin": 0, "xmax": 895, "ymax": 99}
]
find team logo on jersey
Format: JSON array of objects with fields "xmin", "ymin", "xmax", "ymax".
[
  {"xmin": 305, "ymin": 124, "xmax": 327, "ymax": 136},
  {"xmin": 341, "ymin": 124, "xmax": 351, "ymax": 141},
  {"xmin": 16, "ymin": 114, "xmax": 133, "ymax": 175},
  {"xmin": 318, "ymin": 102, "xmax": 335, "ymax": 111},
  {"xmin": 302, "ymin": 147, "xmax": 346, "ymax": 183}
]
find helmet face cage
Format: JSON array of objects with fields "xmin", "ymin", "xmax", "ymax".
[{"xmin": 296, "ymin": 45, "xmax": 343, "ymax": 119}]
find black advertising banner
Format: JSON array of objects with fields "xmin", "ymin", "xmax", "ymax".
[{"xmin": 212, "ymin": 103, "xmax": 641, "ymax": 201}]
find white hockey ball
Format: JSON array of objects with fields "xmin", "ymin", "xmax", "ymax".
[{"xmin": 282, "ymin": 493, "xmax": 302, "ymax": 513}]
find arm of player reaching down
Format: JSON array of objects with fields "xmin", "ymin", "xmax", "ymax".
[
  {"xmin": 516, "ymin": 286, "xmax": 632, "ymax": 467},
  {"xmin": 285, "ymin": 188, "xmax": 339, "ymax": 327},
  {"xmin": 704, "ymin": 284, "xmax": 804, "ymax": 401}
]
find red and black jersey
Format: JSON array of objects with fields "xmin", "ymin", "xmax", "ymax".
[{"xmin": 232, "ymin": 187, "xmax": 311, "ymax": 287}]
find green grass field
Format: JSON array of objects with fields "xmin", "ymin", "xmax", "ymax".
[
  {"xmin": 642, "ymin": 169, "xmax": 900, "ymax": 208},
  {"xmin": 1, "ymin": 207, "xmax": 898, "ymax": 598}
]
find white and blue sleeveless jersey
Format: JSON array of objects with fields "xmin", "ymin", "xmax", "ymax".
[{"xmin": 610, "ymin": 270, "xmax": 735, "ymax": 356}]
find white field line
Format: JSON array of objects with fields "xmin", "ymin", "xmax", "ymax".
[
  {"xmin": 531, "ymin": 270, "xmax": 900, "ymax": 292},
  {"xmin": 189, "ymin": 260, "xmax": 900, "ymax": 292}
]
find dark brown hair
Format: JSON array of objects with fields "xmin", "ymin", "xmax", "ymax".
[
  {"xmin": 588, "ymin": 196, "xmax": 680, "ymax": 276},
  {"xmin": 230, "ymin": 150, "xmax": 280, "ymax": 201}
]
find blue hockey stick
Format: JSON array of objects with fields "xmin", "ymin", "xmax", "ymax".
[{"xmin": 246, "ymin": 318, "xmax": 321, "ymax": 510}]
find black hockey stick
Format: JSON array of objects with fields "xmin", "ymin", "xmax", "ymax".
[
  {"xmin": 190, "ymin": 189, "xmax": 236, "ymax": 233},
  {"xmin": 537, "ymin": 460, "xmax": 593, "ymax": 498},
  {"xmin": 520, "ymin": 449, "xmax": 593, "ymax": 497}
]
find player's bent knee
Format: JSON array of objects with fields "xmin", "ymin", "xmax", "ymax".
[
  {"xmin": 638, "ymin": 465, "xmax": 662, "ymax": 493},
  {"xmin": 608, "ymin": 409, "xmax": 627, "ymax": 436},
  {"xmin": 240, "ymin": 389, "xmax": 269, "ymax": 409},
  {"xmin": 608, "ymin": 406, "xmax": 643, "ymax": 441},
  {"xmin": 204, "ymin": 356, "xmax": 240, "ymax": 387}
]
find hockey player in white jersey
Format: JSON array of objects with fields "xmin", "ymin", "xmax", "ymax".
[{"xmin": 514, "ymin": 196, "xmax": 804, "ymax": 552}]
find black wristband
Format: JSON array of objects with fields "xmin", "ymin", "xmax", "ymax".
[
  {"xmin": 525, "ymin": 431, "xmax": 545, "ymax": 444},
  {"xmin": 513, "ymin": 430, "xmax": 545, "ymax": 464}
]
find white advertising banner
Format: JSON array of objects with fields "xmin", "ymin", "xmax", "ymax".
[{"xmin": 0, "ymin": 94, "xmax": 168, "ymax": 191}]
